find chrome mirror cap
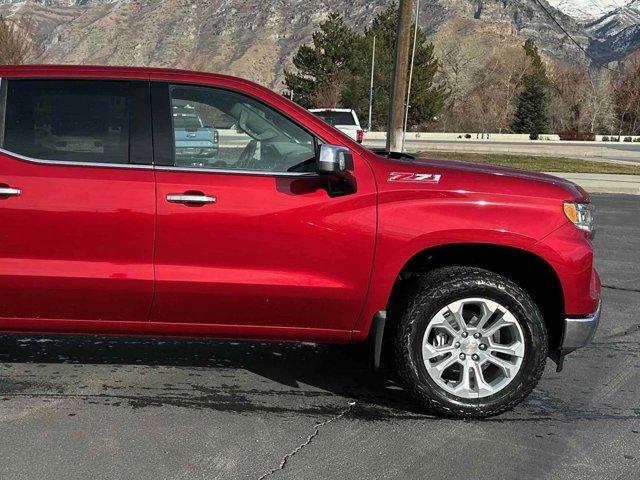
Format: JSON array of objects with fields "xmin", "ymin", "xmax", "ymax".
[{"xmin": 316, "ymin": 144, "xmax": 354, "ymax": 174}]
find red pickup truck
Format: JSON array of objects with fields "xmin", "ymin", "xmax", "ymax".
[{"xmin": 0, "ymin": 65, "xmax": 600, "ymax": 418}]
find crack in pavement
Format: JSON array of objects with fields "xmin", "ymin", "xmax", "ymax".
[
  {"xmin": 602, "ymin": 284, "xmax": 640, "ymax": 294},
  {"xmin": 257, "ymin": 401, "xmax": 355, "ymax": 480}
]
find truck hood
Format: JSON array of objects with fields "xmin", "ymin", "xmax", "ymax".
[
  {"xmin": 414, "ymin": 157, "xmax": 572, "ymax": 186},
  {"xmin": 373, "ymin": 154, "xmax": 589, "ymax": 202}
]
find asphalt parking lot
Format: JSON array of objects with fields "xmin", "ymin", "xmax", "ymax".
[{"xmin": 0, "ymin": 194, "xmax": 638, "ymax": 480}]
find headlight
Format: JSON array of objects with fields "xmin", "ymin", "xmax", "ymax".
[{"xmin": 563, "ymin": 202, "xmax": 595, "ymax": 238}]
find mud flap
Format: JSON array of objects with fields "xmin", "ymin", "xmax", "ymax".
[
  {"xmin": 370, "ymin": 311, "xmax": 387, "ymax": 371},
  {"xmin": 548, "ymin": 350, "xmax": 566, "ymax": 373}
]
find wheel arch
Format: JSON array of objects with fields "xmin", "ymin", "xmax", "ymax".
[{"xmin": 383, "ymin": 243, "xmax": 565, "ymax": 354}]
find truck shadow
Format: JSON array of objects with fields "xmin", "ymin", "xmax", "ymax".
[
  {"xmin": 0, "ymin": 334, "xmax": 427, "ymax": 419},
  {"xmin": 2, "ymin": 334, "xmax": 630, "ymax": 423}
]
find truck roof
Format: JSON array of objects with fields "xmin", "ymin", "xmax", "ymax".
[
  {"xmin": 0, "ymin": 65, "xmax": 270, "ymax": 95},
  {"xmin": 0, "ymin": 64, "xmax": 232, "ymax": 79}
]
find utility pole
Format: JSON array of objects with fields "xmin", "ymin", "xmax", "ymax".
[
  {"xmin": 402, "ymin": 0, "xmax": 420, "ymax": 152},
  {"xmin": 386, "ymin": 0, "xmax": 414, "ymax": 153},
  {"xmin": 368, "ymin": 35, "xmax": 376, "ymax": 132}
]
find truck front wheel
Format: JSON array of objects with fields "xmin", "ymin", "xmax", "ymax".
[{"xmin": 393, "ymin": 266, "xmax": 548, "ymax": 418}]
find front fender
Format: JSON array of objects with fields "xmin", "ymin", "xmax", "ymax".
[{"xmin": 352, "ymin": 190, "xmax": 567, "ymax": 340}]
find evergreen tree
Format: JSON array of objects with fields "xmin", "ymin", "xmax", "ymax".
[
  {"xmin": 284, "ymin": 5, "xmax": 445, "ymax": 129},
  {"xmin": 283, "ymin": 14, "xmax": 359, "ymax": 108},
  {"xmin": 512, "ymin": 39, "xmax": 549, "ymax": 139},
  {"xmin": 342, "ymin": 3, "xmax": 446, "ymax": 130}
]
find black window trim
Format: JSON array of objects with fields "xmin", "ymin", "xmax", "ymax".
[
  {"xmin": 151, "ymin": 81, "xmax": 322, "ymax": 178},
  {"xmin": 0, "ymin": 77, "xmax": 154, "ymax": 170},
  {"xmin": 0, "ymin": 79, "xmax": 7, "ymax": 148}
]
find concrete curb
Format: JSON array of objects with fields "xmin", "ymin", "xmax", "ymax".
[
  {"xmin": 546, "ymin": 172, "xmax": 640, "ymax": 195},
  {"xmin": 364, "ymin": 131, "xmax": 640, "ymax": 143},
  {"xmin": 365, "ymin": 138, "xmax": 640, "ymax": 164}
]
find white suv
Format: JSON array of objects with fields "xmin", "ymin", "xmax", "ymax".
[{"xmin": 309, "ymin": 108, "xmax": 364, "ymax": 143}]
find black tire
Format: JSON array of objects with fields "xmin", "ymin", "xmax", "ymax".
[{"xmin": 393, "ymin": 266, "xmax": 548, "ymax": 419}]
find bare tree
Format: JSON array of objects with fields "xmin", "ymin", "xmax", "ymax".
[
  {"xmin": 548, "ymin": 64, "xmax": 617, "ymax": 137},
  {"xmin": 311, "ymin": 70, "xmax": 347, "ymax": 108},
  {"xmin": 585, "ymin": 70, "xmax": 615, "ymax": 135},
  {"xmin": 0, "ymin": 15, "xmax": 35, "ymax": 65},
  {"xmin": 614, "ymin": 52, "xmax": 640, "ymax": 136},
  {"xmin": 434, "ymin": 37, "xmax": 529, "ymax": 134},
  {"xmin": 548, "ymin": 63, "xmax": 590, "ymax": 135},
  {"xmin": 433, "ymin": 20, "xmax": 486, "ymax": 132},
  {"xmin": 481, "ymin": 45, "xmax": 530, "ymax": 133}
]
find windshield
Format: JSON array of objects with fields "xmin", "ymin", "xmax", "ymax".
[{"xmin": 312, "ymin": 111, "xmax": 356, "ymax": 127}]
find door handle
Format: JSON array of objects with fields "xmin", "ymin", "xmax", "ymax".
[
  {"xmin": 0, "ymin": 187, "xmax": 21, "ymax": 198},
  {"xmin": 166, "ymin": 193, "xmax": 216, "ymax": 205}
]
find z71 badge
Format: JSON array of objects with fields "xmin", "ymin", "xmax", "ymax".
[{"xmin": 388, "ymin": 172, "xmax": 442, "ymax": 183}]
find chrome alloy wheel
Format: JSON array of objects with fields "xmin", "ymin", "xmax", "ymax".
[{"xmin": 421, "ymin": 298, "xmax": 526, "ymax": 399}]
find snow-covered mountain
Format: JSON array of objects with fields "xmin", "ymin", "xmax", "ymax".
[
  {"xmin": 547, "ymin": 0, "xmax": 634, "ymax": 21},
  {"xmin": 586, "ymin": 0, "xmax": 640, "ymax": 36},
  {"xmin": 585, "ymin": 0, "xmax": 640, "ymax": 62},
  {"xmin": 545, "ymin": 0, "xmax": 639, "ymax": 65}
]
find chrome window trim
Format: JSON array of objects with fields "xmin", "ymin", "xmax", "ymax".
[
  {"xmin": 0, "ymin": 147, "xmax": 154, "ymax": 170},
  {"xmin": 0, "ymin": 147, "xmax": 319, "ymax": 177},
  {"xmin": 154, "ymin": 165, "xmax": 319, "ymax": 177}
]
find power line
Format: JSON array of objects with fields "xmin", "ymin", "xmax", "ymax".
[{"xmin": 531, "ymin": 0, "xmax": 621, "ymax": 74}]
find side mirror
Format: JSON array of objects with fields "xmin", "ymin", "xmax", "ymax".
[
  {"xmin": 316, "ymin": 145, "xmax": 357, "ymax": 197},
  {"xmin": 316, "ymin": 144, "xmax": 354, "ymax": 174}
]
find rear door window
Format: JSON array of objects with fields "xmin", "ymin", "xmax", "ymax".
[{"xmin": 2, "ymin": 80, "xmax": 131, "ymax": 164}]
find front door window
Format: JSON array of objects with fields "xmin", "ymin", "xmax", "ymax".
[{"xmin": 168, "ymin": 85, "xmax": 317, "ymax": 173}]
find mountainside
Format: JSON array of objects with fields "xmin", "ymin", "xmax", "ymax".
[
  {"xmin": 0, "ymin": 0, "xmax": 637, "ymax": 88},
  {"xmin": 547, "ymin": 0, "xmax": 632, "ymax": 21}
]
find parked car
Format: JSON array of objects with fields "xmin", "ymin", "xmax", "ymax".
[
  {"xmin": 309, "ymin": 108, "xmax": 364, "ymax": 143},
  {"xmin": 173, "ymin": 104, "xmax": 220, "ymax": 167},
  {"xmin": 0, "ymin": 65, "xmax": 600, "ymax": 418}
]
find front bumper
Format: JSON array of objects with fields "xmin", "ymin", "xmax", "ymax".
[{"xmin": 560, "ymin": 301, "xmax": 602, "ymax": 352}]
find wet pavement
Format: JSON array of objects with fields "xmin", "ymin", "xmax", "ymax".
[{"xmin": 0, "ymin": 194, "xmax": 638, "ymax": 480}]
